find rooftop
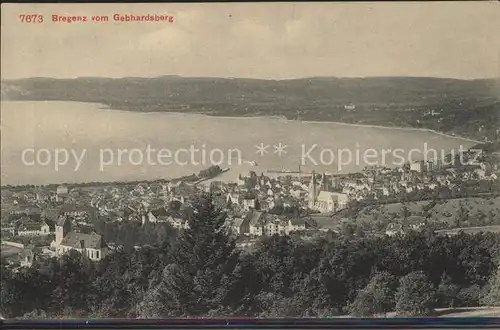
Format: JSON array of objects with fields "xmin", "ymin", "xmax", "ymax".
[{"xmin": 60, "ymin": 231, "xmax": 106, "ymax": 250}]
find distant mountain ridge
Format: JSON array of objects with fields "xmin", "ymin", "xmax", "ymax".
[{"xmin": 3, "ymin": 75, "xmax": 499, "ymax": 103}]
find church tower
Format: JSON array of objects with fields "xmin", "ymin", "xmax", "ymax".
[
  {"xmin": 308, "ymin": 171, "xmax": 318, "ymax": 208},
  {"xmin": 55, "ymin": 215, "xmax": 71, "ymax": 247},
  {"xmin": 321, "ymin": 172, "xmax": 330, "ymax": 192}
]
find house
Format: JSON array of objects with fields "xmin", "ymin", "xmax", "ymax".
[
  {"xmin": 56, "ymin": 185, "xmax": 69, "ymax": 202},
  {"xmin": 290, "ymin": 188, "xmax": 305, "ymax": 199},
  {"xmin": 237, "ymin": 175, "xmax": 246, "ymax": 186},
  {"xmin": 146, "ymin": 208, "xmax": 169, "ymax": 224},
  {"xmin": 1, "ymin": 225, "xmax": 16, "ymax": 236},
  {"xmin": 386, "ymin": 223, "xmax": 404, "ymax": 236},
  {"xmin": 262, "ymin": 196, "xmax": 275, "ymax": 210},
  {"xmin": 405, "ymin": 216, "xmax": 427, "ymax": 231},
  {"xmin": 474, "ymin": 168, "xmax": 487, "ymax": 179},
  {"xmin": 36, "ymin": 191, "xmax": 51, "ymax": 203},
  {"xmin": 310, "ymin": 191, "xmax": 348, "ymax": 213},
  {"xmin": 230, "ymin": 217, "xmax": 250, "ymax": 235},
  {"xmin": 19, "ymin": 247, "xmax": 39, "ymax": 268},
  {"xmin": 17, "ymin": 221, "xmax": 50, "ymax": 236},
  {"xmin": 242, "ymin": 198, "xmax": 257, "ymax": 211},
  {"xmin": 410, "ymin": 160, "xmax": 424, "ymax": 173},
  {"xmin": 53, "ymin": 215, "xmax": 107, "ymax": 261},
  {"xmin": 57, "ymin": 232, "xmax": 107, "ymax": 261},
  {"xmin": 10, "ymin": 204, "xmax": 41, "ymax": 216},
  {"xmin": 248, "ymin": 211, "xmax": 266, "ymax": 236},
  {"xmin": 226, "ymin": 193, "xmax": 240, "ymax": 205},
  {"xmin": 287, "ymin": 218, "xmax": 307, "ymax": 233},
  {"xmin": 425, "ymin": 161, "xmax": 434, "ymax": 172},
  {"xmin": 41, "ymin": 208, "xmax": 60, "ymax": 223},
  {"xmin": 60, "ymin": 204, "xmax": 94, "ymax": 219},
  {"xmin": 145, "ymin": 208, "xmax": 188, "ymax": 229},
  {"xmin": 167, "ymin": 216, "xmax": 189, "ymax": 229},
  {"xmin": 265, "ymin": 218, "xmax": 288, "ymax": 236}
]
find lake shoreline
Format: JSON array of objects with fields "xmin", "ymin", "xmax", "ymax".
[
  {"xmin": 2, "ymin": 100, "xmax": 482, "ymax": 144},
  {"xmin": 97, "ymin": 103, "xmax": 483, "ymax": 145}
]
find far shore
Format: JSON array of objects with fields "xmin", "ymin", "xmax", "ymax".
[
  {"xmin": 2, "ymin": 100, "xmax": 483, "ymax": 144},
  {"xmin": 101, "ymin": 105, "xmax": 482, "ymax": 145}
]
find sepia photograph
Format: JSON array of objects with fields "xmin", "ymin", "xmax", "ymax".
[{"xmin": 1, "ymin": 2, "xmax": 500, "ymax": 321}]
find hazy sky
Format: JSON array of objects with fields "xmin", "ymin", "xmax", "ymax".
[{"xmin": 1, "ymin": 2, "xmax": 499, "ymax": 80}]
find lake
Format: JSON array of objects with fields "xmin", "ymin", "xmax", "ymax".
[{"xmin": 0, "ymin": 101, "xmax": 476, "ymax": 186}]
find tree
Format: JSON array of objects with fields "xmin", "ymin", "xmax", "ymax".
[
  {"xmin": 89, "ymin": 251, "xmax": 134, "ymax": 318},
  {"xmin": 51, "ymin": 250, "xmax": 95, "ymax": 315},
  {"xmin": 481, "ymin": 266, "xmax": 500, "ymax": 306},
  {"xmin": 1, "ymin": 263, "xmax": 55, "ymax": 318},
  {"xmin": 436, "ymin": 274, "xmax": 460, "ymax": 308},
  {"xmin": 144, "ymin": 194, "xmax": 241, "ymax": 316},
  {"xmin": 454, "ymin": 202, "xmax": 469, "ymax": 228},
  {"xmin": 395, "ymin": 271, "xmax": 436, "ymax": 316},
  {"xmin": 168, "ymin": 200, "xmax": 182, "ymax": 212},
  {"xmin": 17, "ymin": 309, "xmax": 49, "ymax": 320},
  {"xmin": 348, "ymin": 272, "xmax": 397, "ymax": 317},
  {"xmin": 487, "ymin": 210, "xmax": 496, "ymax": 225},
  {"xmin": 400, "ymin": 205, "xmax": 411, "ymax": 220}
]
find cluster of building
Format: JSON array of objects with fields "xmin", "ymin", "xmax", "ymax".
[
  {"xmin": 1, "ymin": 145, "xmax": 499, "ymax": 267},
  {"xmin": 227, "ymin": 210, "xmax": 307, "ymax": 237},
  {"xmin": 1, "ymin": 186, "xmax": 108, "ymax": 268}
]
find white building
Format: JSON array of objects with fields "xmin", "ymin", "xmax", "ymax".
[
  {"xmin": 310, "ymin": 191, "xmax": 349, "ymax": 213},
  {"xmin": 242, "ymin": 198, "xmax": 257, "ymax": 211},
  {"xmin": 248, "ymin": 211, "xmax": 266, "ymax": 236},
  {"xmin": 308, "ymin": 173, "xmax": 348, "ymax": 213},
  {"xmin": 17, "ymin": 221, "xmax": 50, "ymax": 236},
  {"xmin": 410, "ymin": 161, "xmax": 424, "ymax": 173},
  {"xmin": 53, "ymin": 215, "xmax": 107, "ymax": 261},
  {"xmin": 56, "ymin": 185, "xmax": 69, "ymax": 202},
  {"xmin": 265, "ymin": 219, "xmax": 287, "ymax": 236}
]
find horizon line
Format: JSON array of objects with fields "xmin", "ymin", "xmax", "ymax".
[{"xmin": 2, "ymin": 74, "xmax": 500, "ymax": 82}]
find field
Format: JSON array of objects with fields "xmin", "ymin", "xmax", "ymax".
[
  {"xmin": 436, "ymin": 307, "xmax": 500, "ymax": 317},
  {"xmin": 354, "ymin": 196, "xmax": 500, "ymax": 228},
  {"xmin": 436, "ymin": 225, "xmax": 500, "ymax": 235}
]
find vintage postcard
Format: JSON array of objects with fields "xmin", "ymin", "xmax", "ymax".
[{"xmin": 1, "ymin": 2, "xmax": 499, "ymax": 320}]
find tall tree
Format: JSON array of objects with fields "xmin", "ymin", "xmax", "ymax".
[
  {"xmin": 395, "ymin": 271, "xmax": 436, "ymax": 316},
  {"xmin": 349, "ymin": 271, "xmax": 398, "ymax": 317},
  {"xmin": 141, "ymin": 194, "xmax": 240, "ymax": 317},
  {"xmin": 51, "ymin": 250, "xmax": 95, "ymax": 316},
  {"xmin": 481, "ymin": 266, "xmax": 500, "ymax": 307},
  {"xmin": 436, "ymin": 273, "xmax": 460, "ymax": 308}
]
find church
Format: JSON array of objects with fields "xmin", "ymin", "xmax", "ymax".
[
  {"xmin": 308, "ymin": 171, "xmax": 349, "ymax": 213},
  {"xmin": 51, "ymin": 215, "xmax": 108, "ymax": 261}
]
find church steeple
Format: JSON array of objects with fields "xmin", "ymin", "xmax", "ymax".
[
  {"xmin": 309, "ymin": 171, "xmax": 318, "ymax": 204},
  {"xmin": 321, "ymin": 173, "xmax": 330, "ymax": 191},
  {"xmin": 55, "ymin": 215, "xmax": 71, "ymax": 247}
]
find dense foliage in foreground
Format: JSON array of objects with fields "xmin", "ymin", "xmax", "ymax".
[{"xmin": 1, "ymin": 196, "xmax": 499, "ymax": 319}]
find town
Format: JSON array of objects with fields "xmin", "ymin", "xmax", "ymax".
[{"xmin": 2, "ymin": 142, "xmax": 500, "ymax": 270}]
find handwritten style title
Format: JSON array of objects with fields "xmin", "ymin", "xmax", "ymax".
[{"xmin": 18, "ymin": 14, "xmax": 175, "ymax": 24}]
